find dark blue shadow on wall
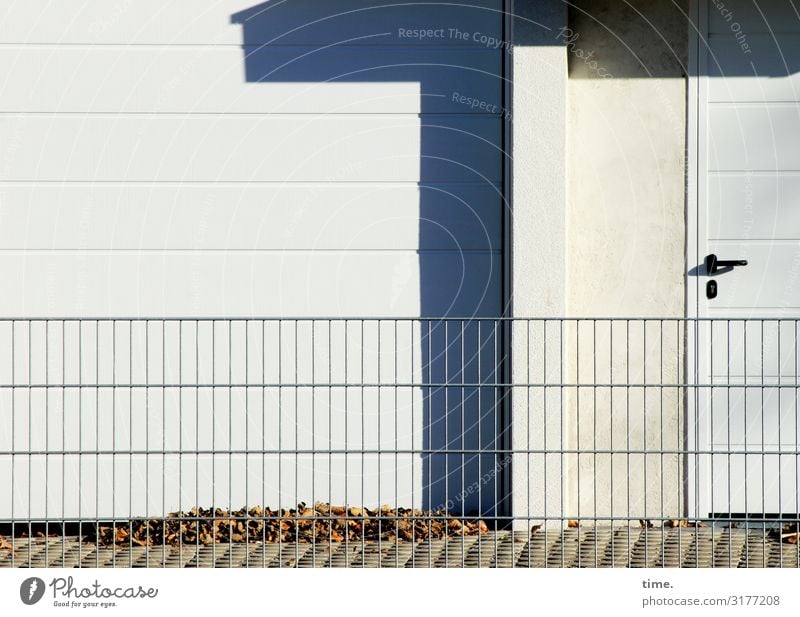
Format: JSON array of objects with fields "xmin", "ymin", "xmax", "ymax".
[{"xmin": 231, "ymin": 0, "xmax": 513, "ymax": 519}]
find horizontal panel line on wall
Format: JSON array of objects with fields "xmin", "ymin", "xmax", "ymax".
[
  {"xmin": 708, "ymin": 307, "xmax": 800, "ymax": 312},
  {"xmin": 708, "ymin": 100, "xmax": 800, "ymax": 105},
  {"xmin": 711, "ymin": 376, "xmax": 797, "ymax": 380},
  {"xmin": 707, "ymin": 30, "xmax": 800, "ymax": 37},
  {"xmin": 707, "ymin": 101, "xmax": 800, "ymax": 107},
  {"xmin": 707, "ymin": 170, "xmax": 800, "ymax": 175},
  {"xmin": 707, "ymin": 32, "xmax": 800, "ymax": 39},
  {"xmin": 0, "ymin": 112, "xmax": 502, "ymax": 118},
  {"xmin": 708, "ymin": 170, "xmax": 800, "ymax": 174},
  {"xmin": 0, "ymin": 316, "xmax": 775, "ymax": 322},
  {"xmin": 710, "ymin": 446, "xmax": 789, "ymax": 450},
  {"xmin": 0, "ymin": 112, "xmax": 505, "ymax": 118},
  {"xmin": 708, "ymin": 238, "xmax": 800, "ymax": 243},
  {"xmin": 0, "ymin": 43, "xmax": 504, "ymax": 50},
  {"xmin": 0, "ymin": 249, "xmax": 503, "ymax": 254},
  {"xmin": 0, "ymin": 180, "xmax": 500, "ymax": 187}
]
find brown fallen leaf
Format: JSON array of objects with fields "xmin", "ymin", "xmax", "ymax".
[
  {"xmin": 567, "ymin": 520, "xmax": 580, "ymax": 529},
  {"xmin": 781, "ymin": 532, "xmax": 799, "ymax": 544},
  {"xmin": 665, "ymin": 519, "xmax": 690, "ymax": 528},
  {"xmin": 85, "ymin": 503, "xmax": 493, "ymax": 547},
  {"xmin": 131, "ymin": 535, "xmax": 149, "ymax": 547}
]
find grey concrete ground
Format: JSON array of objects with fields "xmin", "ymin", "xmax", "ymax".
[{"xmin": 0, "ymin": 528, "xmax": 797, "ymax": 568}]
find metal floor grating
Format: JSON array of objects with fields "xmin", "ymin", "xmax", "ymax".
[{"xmin": 1, "ymin": 528, "xmax": 798, "ymax": 568}]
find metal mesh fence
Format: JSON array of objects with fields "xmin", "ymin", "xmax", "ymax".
[{"xmin": 0, "ymin": 317, "xmax": 797, "ymax": 567}]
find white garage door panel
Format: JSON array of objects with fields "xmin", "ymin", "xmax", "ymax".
[
  {"xmin": 0, "ymin": 184, "xmax": 502, "ymax": 250},
  {"xmin": 0, "ymin": 115, "xmax": 501, "ymax": 183},
  {"xmin": 0, "ymin": 0, "xmax": 501, "ymax": 45},
  {"xmin": 711, "ymin": 387, "xmax": 800, "ymax": 447},
  {"xmin": 0, "ymin": 47, "xmax": 500, "ymax": 114},
  {"xmin": 708, "ymin": 36, "xmax": 800, "ymax": 101},
  {"xmin": 710, "ymin": 455, "xmax": 799, "ymax": 515},
  {"xmin": 708, "ymin": 174, "xmax": 800, "ymax": 239},
  {"xmin": 708, "ymin": 105, "xmax": 800, "ymax": 170},
  {"xmin": 0, "ymin": 252, "xmax": 500, "ymax": 317},
  {"xmin": 694, "ymin": 0, "xmax": 800, "ymax": 518},
  {"xmin": 710, "ymin": 319, "xmax": 800, "ymax": 380},
  {"xmin": 0, "ymin": 0, "xmax": 506, "ymax": 519}
]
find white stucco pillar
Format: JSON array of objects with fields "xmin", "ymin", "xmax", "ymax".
[{"xmin": 510, "ymin": 0, "xmax": 569, "ymax": 530}]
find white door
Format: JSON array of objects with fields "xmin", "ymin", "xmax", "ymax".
[
  {"xmin": 0, "ymin": 0, "xmax": 507, "ymax": 519},
  {"xmin": 692, "ymin": 0, "xmax": 800, "ymax": 517}
]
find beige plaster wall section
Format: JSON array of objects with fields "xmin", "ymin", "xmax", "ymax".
[
  {"xmin": 565, "ymin": 0, "xmax": 689, "ymax": 523},
  {"xmin": 567, "ymin": 0, "xmax": 687, "ymax": 319},
  {"xmin": 511, "ymin": 0, "xmax": 690, "ymax": 527}
]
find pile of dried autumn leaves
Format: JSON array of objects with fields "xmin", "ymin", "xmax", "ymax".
[
  {"xmin": 1, "ymin": 511, "xmax": 798, "ymax": 550},
  {"xmin": 88, "ymin": 503, "xmax": 490, "ymax": 547}
]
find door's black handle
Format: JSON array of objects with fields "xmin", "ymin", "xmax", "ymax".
[{"xmin": 705, "ymin": 253, "xmax": 748, "ymax": 275}]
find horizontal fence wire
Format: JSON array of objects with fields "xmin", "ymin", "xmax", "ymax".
[{"xmin": 0, "ymin": 317, "xmax": 797, "ymax": 567}]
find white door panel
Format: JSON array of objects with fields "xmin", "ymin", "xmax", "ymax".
[
  {"xmin": 710, "ymin": 455, "xmax": 799, "ymax": 515},
  {"xmin": 708, "ymin": 36, "xmax": 800, "ymax": 102},
  {"xmin": 711, "ymin": 387, "xmax": 800, "ymax": 448},
  {"xmin": 709, "ymin": 105, "xmax": 800, "ymax": 171},
  {"xmin": 0, "ymin": 252, "xmax": 500, "ymax": 318},
  {"xmin": 696, "ymin": 0, "xmax": 800, "ymax": 516},
  {"xmin": 0, "ymin": 184, "xmax": 502, "ymax": 251},
  {"xmin": 709, "ymin": 319, "xmax": 800, "ymax": 380},
  {"xmin": 0, "ymin": 115, "xmax": 501, "ymax": 183},
  {"xmin": 709, "ymin": 384, "xmax": 800, "ymax": 513},
  {"xmin": 708, "ymin": 174, "xmax": 800, "ymax": 239},
  {"xmin": 705, "ymin": 243, "xmax": 800, "ymax": 309}
]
